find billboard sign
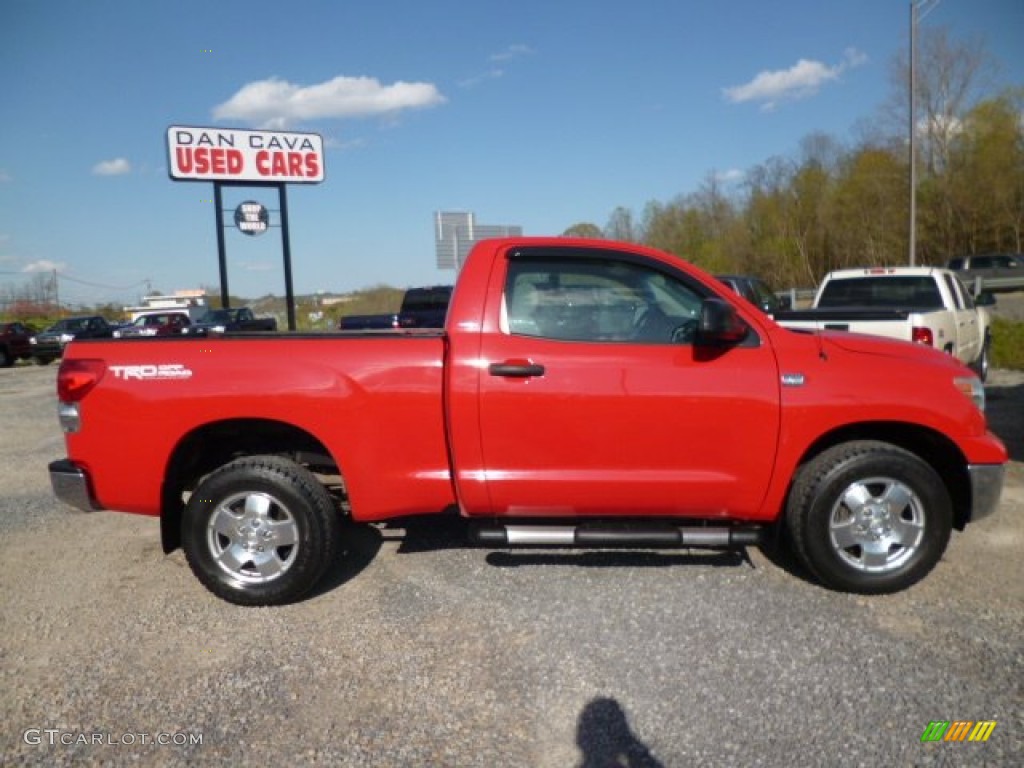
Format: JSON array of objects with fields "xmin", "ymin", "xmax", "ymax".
[{"xmin": 167, "ymin": 125, "xmax": 324, "ymax": 183}]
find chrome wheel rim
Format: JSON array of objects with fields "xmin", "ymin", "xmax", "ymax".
[
  {"xmin": 206, "ymin": 492, "xmax": 299, "ymax": 584},
  {"xmin": 828, "ymin": 476, "xmax": 925, "ymax": 573}
]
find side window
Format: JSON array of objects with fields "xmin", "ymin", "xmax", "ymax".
[
  {"xmin": 973, "ymin": 256, "xmax": 993, "ymax": 269},
  {"xmin": 953, "ymin": 276, "xmax": 976, "ymax": 308},
  {"xmin": 942, "ymin": 274, "xmax": 964, "ymax": 309},
  {"xmin": 504, "ymin": 256, "xmax": 704, "ymax": 344}
]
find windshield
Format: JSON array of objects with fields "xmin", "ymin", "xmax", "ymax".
[
  {"xmin": 200, "ymin": 309, "xmax": 235, "ymax": 323},
  {"xmin": 52, "ymin": 318, "xmax": 90, "ymax": 332}
]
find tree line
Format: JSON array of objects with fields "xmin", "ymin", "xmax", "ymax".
[{"xmin": 565, "ymin": 29, "xmax": 1023, "ymax": 290}]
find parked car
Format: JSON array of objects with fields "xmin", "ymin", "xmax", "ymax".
[
  {"xmin": 113, "ymin": 312, "xmax": 191, "ymax": 338},
  {"xmin": 31, "ymin": 316, "xmax": 114, "ymax": 364},
  {"xmin": 339, "ymin": 285, "xmax": 452, "ymax": 330},
  {"xmin": 716, "ymin": 275, "xmax": 790, "ymax": 315},
  {"xmin": 181, "ymin": 307, "xmax": 278, "ymax": 336},
  {"xmin": 0, "ymin": 321, "xmax": 38, "ymax": 367},
  {"xmin": 947, "ymin": 253, "xmax": 1024, "ymax": 292},
  {"xmin": 775, "ymin": 267, "xmax": 993, "ymax": 379}
]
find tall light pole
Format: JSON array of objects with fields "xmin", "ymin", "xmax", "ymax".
[{"xmin": 909, "ymin": 0, "xmax": 939, "ymax": 266}]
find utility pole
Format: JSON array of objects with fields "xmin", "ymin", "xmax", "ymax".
[{"xmin": 909, "ymin": 0, "xmax": 940, "ymax": 266}]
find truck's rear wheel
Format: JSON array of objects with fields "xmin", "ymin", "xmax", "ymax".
[
  {"xmin": 182, "ymin": 455, "xmax": 340, "ymax": 606},
  {"xmin": 786, "ymin": 441, "xmax": 952, "ymax": 594}
]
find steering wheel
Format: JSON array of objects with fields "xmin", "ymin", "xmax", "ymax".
[{"xmin": 670, "ymin": 319, "xmax": 698, "ymax": 344}]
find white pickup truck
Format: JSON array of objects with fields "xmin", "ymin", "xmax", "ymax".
[{"xmin": 776, "ymin": 267, "xmax": 994, "ymax": 380}]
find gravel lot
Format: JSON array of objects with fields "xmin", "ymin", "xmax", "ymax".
[{"xmin": 1, "ymin": 362, "xmax": 1021, "ymax": 767}]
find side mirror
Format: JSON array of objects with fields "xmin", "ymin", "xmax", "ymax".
[
  {"xmin": 697, "ymin": 298, "xmax": 748, "ymax": 346},
  {"xmin": 975, "ymin": 291, "xmax": 996, "ymax": 307}
]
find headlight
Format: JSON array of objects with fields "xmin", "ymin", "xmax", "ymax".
[
  {"xmin": 954, "ymin": 376, "xmax": 985, "ymax": 412},
  {"xmin": 30, "ymin": 337, "xmax": 38, "ymax": 345},
  {"xmin": 59, "ymin": 333, "xmax": 74, "ymax": 344},
  {"xmin": 213, "ymin": 325, "xmax": 226, "ymax": 333}
]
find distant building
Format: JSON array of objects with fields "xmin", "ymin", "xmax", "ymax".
[
  {"xmin": 123, "ymin": 289, "xmax": 208, "ymax": 321},
  {"xmin": 435, "ymin": 211, "xmax": 522, "ymax": 271}
]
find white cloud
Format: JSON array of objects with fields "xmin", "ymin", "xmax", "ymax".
[
  {"xmin": 0, "ymin": 169, "xmax": 11, "ymax": 182},
  {"xmin": 212, "ymin": 75, "xmax": 446, "ymax": 129},
  {"xmin": 723, "ymin": 48, "xmax": 867, "ymax": 111},
  {"xmin": 461, "ymin": 45, "xmax": 534, "ymax": 89},
  {"xmin": 490, "ymin": 44, "xmax": 534, "ymax": 62},
  {"xmin": 235, "ymin": 261, "xmax": 274, "ymax": 272},
  {"xmin": 92, "ymin": 158, "xmax": 132, "ymax": 176},
  {"xmin": 715, "ymin": 169, "xmax": 745, "ymax": 184},
  {"xmin": 23, "ymin": 259, "xmax": 66, "ymax": 273},
  {"xmin": 459, "ymin": 69, "xmax": 504, "ymax": 89}
]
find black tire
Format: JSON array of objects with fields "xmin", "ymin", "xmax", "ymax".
[
  {"xmin": 971, "ymin": 336, "xmax": 990, "ymax": 382},
  {"xmin": 785, "ymin": 441, "xmax": 952, "ymax": 594},
  {"xmin": 182, "ymin": 455, "xmax": 341, "ymax": 606},
  {"xmin": 0, "ymin": 346, "xmax": 11, "ymax": 368},
  {"xmin": 33, "ymin": 356, "xmax": 53, "ymax": 366}
]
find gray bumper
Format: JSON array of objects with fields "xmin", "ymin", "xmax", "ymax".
[
  {"xmin": 49, "ymin": 459, "xmax": 102, "ymax": 513},
  {"xmin": 968, "ymin": 463, "xmax": 1005, "ymax": 523}
]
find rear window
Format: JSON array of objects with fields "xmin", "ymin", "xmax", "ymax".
[
  {"xmin": 401, "ymin": 287, "xmax": 452, "ymax": 312},
  {"xmin": 817, "ymin": 277, "xmax": 943, "ymax": 309}
]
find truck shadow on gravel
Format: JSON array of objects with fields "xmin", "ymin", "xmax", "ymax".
[
  {"xmin": 309, "ymin": 521, "xmax": 384, "ymax": 598},
  {"xmin": 315, "ymin": 515, "xmax": 753, "ymax": 589}
]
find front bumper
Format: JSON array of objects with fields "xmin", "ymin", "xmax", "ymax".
[
  {"xmin": 49, "ymin": 459, "xmax": 102, "ymax": 513},
  {"xmin": 968, "ymin": 463, "xmax": 1005, "ymax": 522}
]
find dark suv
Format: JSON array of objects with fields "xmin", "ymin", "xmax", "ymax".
[
  {"xmin": 947, "ymin": 254, "xmax": 1024, "ymax": 291},
  {"xmin": 31, "ymin": 316, "xmax": 114, "ymax": 364},
  {"xmin": 396, "ymin": 286, "xmax": 452, "ymax": 328},
  {"xmin": 716, "ymin": 275, "xmax": 790, "ymax": 315}
]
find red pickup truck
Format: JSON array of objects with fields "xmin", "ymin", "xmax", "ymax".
[{"xmin": 48, "ymin": 238, "xmax": 1007, "ymax": 605}]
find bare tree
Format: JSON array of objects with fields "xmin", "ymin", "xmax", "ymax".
[
  {"xmin": 605, "ymin": 207, "xmax": 638, "ymax": 242},
  {"xmin": 887, "ymin": 26, "xmax": 996, "ymax": 174}
]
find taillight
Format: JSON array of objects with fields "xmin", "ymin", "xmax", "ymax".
[
  {"xmin": 57, "ymin": 359, "xmax": 106, "ymax": 402},
  {"xmin": 911, "ymin": 327, "xmax": 934, "ymax": 347}
]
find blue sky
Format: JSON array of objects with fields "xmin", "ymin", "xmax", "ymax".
[{"xmin": 1, "ymin": 0, "xmax": 1022, "ymax": 306}]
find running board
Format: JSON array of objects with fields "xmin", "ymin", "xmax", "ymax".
[{"xmin": 468, "ymin": 523, "xmax": 762, "ymax": 548}]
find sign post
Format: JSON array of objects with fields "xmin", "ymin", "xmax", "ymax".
[{"xmin": 165, "ymin": 125, "xmax": 325, "ymax": 330}]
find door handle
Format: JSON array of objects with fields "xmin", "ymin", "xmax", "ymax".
[{"xmin": 489, "ymin": 360, "xmax": 545, "ymax": 378}]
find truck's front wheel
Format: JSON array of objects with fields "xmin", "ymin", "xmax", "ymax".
[
  {"xmin": 786, "ymin": 441, "xmax": 952, "ymax": 594},
  {"xmin": 182, "ymin": 456, "xmax": 340, "ymax": 606}
]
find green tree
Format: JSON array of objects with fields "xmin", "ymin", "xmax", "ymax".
[
  {"xmin": 562, "ymin": 222, "xmax": 604, "ymax": 238},
  {"xmin": 830, "ymin": 146, "xmax": 907, "ymax": 268},
  {"xmin": 947, "ymin": 90, "xmax": 1024, "ymax": 253}
]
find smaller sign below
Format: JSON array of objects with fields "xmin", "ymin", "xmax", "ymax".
[{"xmin": 234, "ymin": 201, "xmax": 269, "ymax": 236}]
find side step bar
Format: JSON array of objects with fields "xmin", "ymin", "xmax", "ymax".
[{"xmin": 468, "ymin": 523, "xmax": 762, "ymax": 548}]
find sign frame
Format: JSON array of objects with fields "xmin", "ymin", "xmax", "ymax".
[{"xmin": 166, "ymin": 125, "xmax": 325, "ymax": 184}]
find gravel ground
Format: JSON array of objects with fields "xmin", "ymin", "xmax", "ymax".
[{"xmin": 0, "ymin": 362, "xmax": 1021, "ymax": 767}]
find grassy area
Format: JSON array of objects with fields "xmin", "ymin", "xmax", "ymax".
[{"xmin": 991, "ymin": 317, "xmax": 1024, "ymax": 370}]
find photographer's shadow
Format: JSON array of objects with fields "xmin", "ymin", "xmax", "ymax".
[{"xmin": 576, "ymin": 697, "xmax": 664, "ymax": 768}]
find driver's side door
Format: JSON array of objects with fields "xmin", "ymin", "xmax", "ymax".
[{"xmin": 474, "ymin": 249, "xmax": 782, "ymax": 519}]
